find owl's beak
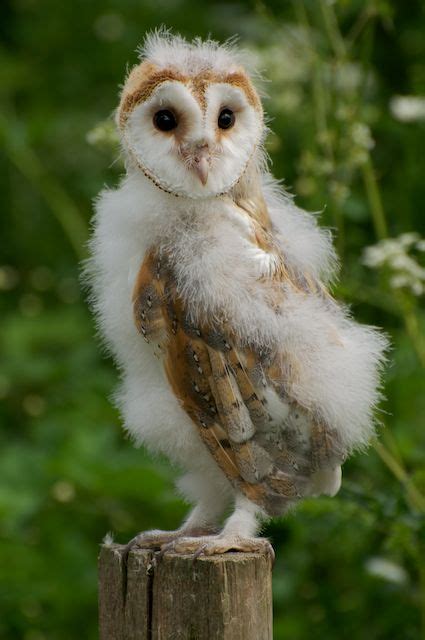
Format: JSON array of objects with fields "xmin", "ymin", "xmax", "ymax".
[{"xmin": 193, "ymin": 146, "xmax": 210, "ymax": 186}]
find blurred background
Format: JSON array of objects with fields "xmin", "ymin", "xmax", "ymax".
[{"xmin": 1, "ymin": 1, "xmax": 424, "ymax": 638}]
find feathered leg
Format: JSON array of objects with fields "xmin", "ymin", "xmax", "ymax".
[
  {"xmin": 160, "ymin": 493, "xmax": 275, "ymax": 562},
  {"xmin": 124, "ymin": 470, "xmax": 231, "ymax": 558},
  {"xmin": 123, "ymin": 510, "xmax": 218, "ymax": 560}
]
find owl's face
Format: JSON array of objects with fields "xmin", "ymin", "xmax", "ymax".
[{"xmin": 118, "ymin": 62, "xmax": 264, "ymax": 199}]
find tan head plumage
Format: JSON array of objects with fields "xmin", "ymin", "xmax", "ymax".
[{"xmin": 116, "ymin": 31, "xmax": 265, "ymax": 198}]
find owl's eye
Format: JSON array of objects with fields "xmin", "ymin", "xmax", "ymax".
[
  {"xmin": 153, "ymin": 110, "xmax": 178, "ymax": 132},
  {"xmin": 218, "ymin": 108, "xmax": 235, "ymax": 130}
]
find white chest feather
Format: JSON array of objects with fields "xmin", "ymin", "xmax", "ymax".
[{"xmin": 88, "ymin": 172, "xmax": 387, "ymax": 473}]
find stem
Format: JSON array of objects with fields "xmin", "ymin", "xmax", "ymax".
[
  {"xmin": 346, "ymin": 6, "xmax": 375, "ymax": 48},
  {"xmin": 292, "ymin": 1, "xmax": 345, "ymax": 253},
  {"xmin": 319, "ymin": 0, "xmax": 346, "ymax": 59},
  {"xmin": 373, "ymin": 441, "xmax": 425, "ymax": 514},
  {"xmin": 396, "ymin": 292, "xmax": 425, "ymax": 368},
  {"xmin": 361, "ymin": 156, "xmax": 388, "ymax": 239},
  {"xmin": 336, "ymin": 281, "xmax": 400, "ymax": 316},
  {"xmin": 361, "ymin": 147, "xmax": 425, "ymax": 367}
]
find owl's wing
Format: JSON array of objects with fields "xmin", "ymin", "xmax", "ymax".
[{"xmin": 133, "ymin": 247, "xmax": 344, "ymax": 516}]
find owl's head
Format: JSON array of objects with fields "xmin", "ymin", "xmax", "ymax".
[{"xmin": 117, "ymin": 31, "xmax": 265, "ymax": 199}]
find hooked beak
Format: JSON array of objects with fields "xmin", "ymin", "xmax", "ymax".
[{"xmin": 193, "ymin": 145, "xmax": 210, "ymax": 186}]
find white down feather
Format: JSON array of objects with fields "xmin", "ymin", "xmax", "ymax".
[{"xmin": 87, "ymin": 164, "xmax": 388, "ymax": 472}]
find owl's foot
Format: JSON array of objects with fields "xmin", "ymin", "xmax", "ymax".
[
  {"xmin": 159, "ymin": 534, "xmax": 275, "ymax": 564},
  {"xmin": 123, "ymin": 526, "xmax": 217, "ymax": 563}
]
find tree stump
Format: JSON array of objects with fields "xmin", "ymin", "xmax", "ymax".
[{"xmin": 98, "ymin": 543, "xmax": 273, "ymax": 640}]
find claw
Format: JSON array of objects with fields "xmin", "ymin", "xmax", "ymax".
[
  {"xmin": 158, "ymin": 534, "xmax": 275, "ymax": 564},
  {"xmin": 122, "ymin": 526, "xmax": 219, "ymax": 564},
  {"xmin": 156, "ymin": 540, "xmax": 175, "ymax": 560},
  {"xmin": 265, "ymin": 541, "xmax": 275, "ymax": 566},
  {"xmin": 192, "ymin": 543, "xmax": 208, "ymax": 564},
  {"xmin": 123, "ymin": 534, "xmax": 141, "ymax": 566},
  {"xmin": 123, "ymin": 531, "xmax": 275, "ymax": 567}
]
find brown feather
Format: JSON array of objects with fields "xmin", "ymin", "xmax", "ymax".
[{"xmin": 131, "ymin": 198, "xmax": 344, "ymax": 516}]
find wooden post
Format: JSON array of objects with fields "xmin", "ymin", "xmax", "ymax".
[{"xmin": 99, "ymin": 543, "xmax": 273, "ymax": 640}]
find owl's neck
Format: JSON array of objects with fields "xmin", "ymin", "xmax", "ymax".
[
  {"xmin": 125, "ymin": 150, "xmax": 270, "ymax": 235},
  {"xmin": 230, "ymin": 154, "xmax": 262, "ymax": 196}
]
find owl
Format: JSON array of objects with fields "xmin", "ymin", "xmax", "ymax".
[{"xmin": 88, "ymin": 30, "xmax": 388, "ymax": 559}]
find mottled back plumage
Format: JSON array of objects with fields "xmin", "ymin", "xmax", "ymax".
[{"xmin": 132, "ymin": 196, "xmax": 345, "ymax": 516}]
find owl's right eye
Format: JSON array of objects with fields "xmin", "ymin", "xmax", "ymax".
[{"xmin": 153, "ymin": 110, "xmax": 178, "ymax": 132}]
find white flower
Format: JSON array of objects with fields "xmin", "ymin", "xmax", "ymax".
[
  {"xmin": 253, "ymin": 31, "xmax": 310, "ymax": 86},
  {"xmin": 390, "ymin": 96, "xmax": 425, "ymax": 123},
  {"xmin": 365, "ymin": 557, "xmax": 408, "ymax": 585},
  {"xmin": 86, "ymin": 120, "xmax": 119, "ymax": 148},
  {"xmin": 389, "ymin": 274, "xmax": 410, "ymax": 289},
  {"xmin": 333, "ymin": 63, "xmax": 364, "ymax": 93},
  {"xmin": 398, "ymin": 232, "xmax": 420, "ymax": 247},
  {"xmin": 351, "ymin": 122, "xmax": 375, "ymax": 150},
  {"xmin": 363, "ymin": 234, "xmax": 425, "ymax": 296},
  {"xmin": 329, "ymin": 180, "xmax": 350, "ymax": 203},
  {"xmin": 51, "ymin": 480, "xmax": 76, "ymax": 503}
]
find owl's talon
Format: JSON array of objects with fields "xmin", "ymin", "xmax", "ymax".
[
  {"xmin": 265, "ymin": 541, "xmax": 276, "ymax": 566},
  {"xmin": 123, "ymin": 525, "xmax": 218, "ymax": 564},
  {"xmin": 123, "ymin": 534, "xmax": 144, "ymax": 565},
  {"xmin": 156, "ymin": 541, "xmax": 175, "ymax": 560},
  {"xmin": 159, "ymin": 534, "xmax": 275, "ymax": 563},
  {"xmin": 192, "ymin": 543, "xmax": 208, "ymax": 563}
]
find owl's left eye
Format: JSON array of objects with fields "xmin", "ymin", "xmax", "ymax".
[
  {"xmin": 153, "ymin": 110, "xmax": 178, "ymax": 132},
  {"xmin": 218, "ymin": 108, "xmax": 235, "ymax": 130}
]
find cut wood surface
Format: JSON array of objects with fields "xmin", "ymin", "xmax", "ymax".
[{"xmin": 98, "ymin": 543, "xmax": 273, "ymax": 640}]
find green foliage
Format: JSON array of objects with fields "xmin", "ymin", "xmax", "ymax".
[{"xmin": 1, "ymin": 1, "xmax": 424, "ymax": 638}]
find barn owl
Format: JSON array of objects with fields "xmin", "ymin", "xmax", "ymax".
[{"xmin": 88, "ymin": 31, "xmax": 387, "ymax": 560}]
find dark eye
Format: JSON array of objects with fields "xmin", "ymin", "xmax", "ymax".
[
  {"xmin": 218, "ymin": 108, "xmax": 235, "ymax": 130},
  {"xmin": 153, "ymin": 110, "xmax": 177, "ymax": 132}
]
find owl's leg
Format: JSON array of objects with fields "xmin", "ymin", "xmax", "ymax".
[
  {"xmin": 124, "ymin": 470, "xmax": 231, "ymax": 558},
  {"xmin": 160, "ymin": 494, "xmax": 274, "ymax": 562}
]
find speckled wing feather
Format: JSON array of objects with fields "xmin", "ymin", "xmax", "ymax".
[{"xmin": 132, "ymin": 210, "xmax": 344, "ymax": 516}]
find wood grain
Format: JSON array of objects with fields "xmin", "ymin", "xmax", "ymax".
[{"xmin": 98, "ymin": 543, "xmax": 273, "ymax": 640}]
